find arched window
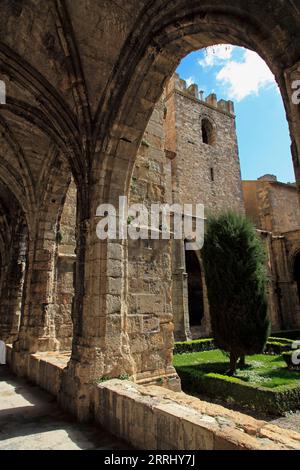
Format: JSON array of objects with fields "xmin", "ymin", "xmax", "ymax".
[{"xmin": 201, "ymin": 118, "xmax": 215, "ymax": 145}]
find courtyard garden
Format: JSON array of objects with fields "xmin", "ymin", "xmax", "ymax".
[
  {"xmin": 174, "ymin": 212, "xmax": 300, "ymax": 416},
  {"xmin": 173, "ymin": 342, "xmax": 300, "ymax": 416}
]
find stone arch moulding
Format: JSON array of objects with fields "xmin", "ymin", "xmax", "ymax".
[
  {"xmin": 14, "ymin": 155, "xmax": 74, "ymax": 354},
  {"xmin": 94, "ymin": 4, "xmax": 299, "ymax": 201}
]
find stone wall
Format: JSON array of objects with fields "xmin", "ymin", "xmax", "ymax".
[
  {"xmin": 268, "ymin": 183, "xmax": 300, "ymax": 234},
  {"xmin": 95, "ymin": 379, "xmax": 300, "ymax": 450},
  {"xmin": 54, "ymin": 180, "xmax": 77, "ymax": 351},
  {"xmin": 243, "ymin": 178, "xmax": 300, "ymax": 330},
  {"xmin": 273, "ymin": 230, "xmax": 300, "ymax": 329},
  {"xmin": 128, "ymin": 99, "xmax": 178, "ymax": 387},
  {"xmin": 243, "ymin": 179, "xmax": 300, "ymax": 234}
]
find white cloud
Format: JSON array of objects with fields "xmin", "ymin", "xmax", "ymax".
[
  {"xmin": 185, "ymin": 76, "xmax": 195, "ymax": 87},
  {"xmin": 198, "ymin": 45, "xmax": 234, "ymax": 68},
  {"xmin": 216, "ymin": 49, "xmax": 276, "ymax": 101}
]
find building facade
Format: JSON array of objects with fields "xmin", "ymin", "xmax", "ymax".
[{"xmin": 243, "ymin": 175, "xmax": 300, "ymax": 331}]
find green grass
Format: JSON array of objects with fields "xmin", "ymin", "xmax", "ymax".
[{"xmin": 173, "ymin": 350, "xmax": 300, "ymax": 389}]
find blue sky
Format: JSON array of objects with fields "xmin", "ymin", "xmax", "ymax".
[{"xmin": 176, "ymin": 46, "xmax": 295, "ymax": 183}]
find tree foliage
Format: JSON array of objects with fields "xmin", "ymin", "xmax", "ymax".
[{"xmin": 202, "ymin": 212, "xmax": 271, "ymax": 374}]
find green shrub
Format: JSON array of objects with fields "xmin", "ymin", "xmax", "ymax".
[
  {"xmin": 282, "ymin": 351, "xmax": 300, "ymax": 370},
  {"xmin": 272, "ymin": 330, "xmax": 300, "ymax": 341},
  {"xmin": 269, "ymin": 337, "xmax": 294, "ymax": 345},
  {"xmin": 177, "ymin": 365, "xmax": 300, "ymax": 415},
  {"xmin": 265, "ymin": 341, "xmax": 293, "ymax": 355},
  {"xmin": 202, "ymin": 212, "xmax": 270, "ymax": 375},
  {"xmin": 174, "ymin": 338, "xmax": 292, "ymax": 356},
  {"xmin": 174, "ymin": 339, "xmax": 215, "ymax": 355}
]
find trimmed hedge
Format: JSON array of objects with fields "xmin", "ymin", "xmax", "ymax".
[
  {"xmin": 272, "ymin": 330, "xmax": 300, "ymax": 341},
  {"xmin": 265, "ymin": 341, "xmax": 293, "ymax": 355},
  {"xmin": 176, "ymin": 365, "xmax": 300, "ymax": 415},
  {"xmin": 282, "ymin": 351, "xmax": 300, "ymax": 370},
  {"xmin": 174, "ymin": 339, "xmax": 215, "ymax": 355},
  {"xmin": 269, "ymin": 337, "xmax": 294, "ymax": 346},
  {"xmin": 174, "ymin": 337, "xmax": 293, "ymax": 355}
]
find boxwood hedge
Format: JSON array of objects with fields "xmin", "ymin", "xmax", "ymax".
[
  {"xmin": 174, "ymin": 339, "xmax": 215, "ymax": 355},
  {"xmin": 265, "ymin": 341, "xmax": 293, "ymax": 355},
  {"xmin": 176, "ymin": 365, "xmax": 300, "ymax": 415},
  {"xmin": 282, "ymin": 351, "xmax": 300, "ymax": 370},
  {"xmin": 174, "ymin": 337, "xmax": 293, "ymax": 355},
  {"xmin": 272, "ymin": 330, "xmax": 300, "ymax": 341}
]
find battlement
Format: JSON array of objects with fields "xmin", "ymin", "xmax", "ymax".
[{"xmin": 165, "ymin": 73, "xmax": 235, "ymax": 116}]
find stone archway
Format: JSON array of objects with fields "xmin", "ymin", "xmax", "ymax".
[
  {"xmin": 0, "ymin": 0, "xmax": 299, "ymax": 420},
  {"xmin": 61, "ymin": 2, "xmax": 300, "ymax": 419}
]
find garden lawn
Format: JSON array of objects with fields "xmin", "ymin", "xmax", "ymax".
[{"xmin": 174, "ymin": 350, "xmax": 300, "ymax": 388}]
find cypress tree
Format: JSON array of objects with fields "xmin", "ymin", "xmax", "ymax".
[{"xmin": 202, "ymin": 211, "xmax": 271, "ymax": 375}]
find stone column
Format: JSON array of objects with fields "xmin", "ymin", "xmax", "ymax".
[
  {"xmin": 171, "ymin": 239, "xmax": 191, "ymax": 341},
  {"xmin": 271, "ymin": 236, "xmax": 300, "ymax": 329},
  {"xmin": 60, "ymin": 171, "xmax": 179, "ymax": 420},
  {"xmin": 0, "ymin": 222, "xmax": 27, "ymax": 343},
  {"xmin": 13, "ymin": 217, "xmax": 60, "ymax": 356},
  {"xmin": 284, "ymin": 62, "xmax": 300, "ymax": 202},
  {"xmin": 59, "ymin": 205, "xmax": 136, "ymax": 420},
  {"xmin": 198, "ymin": 259, "xmax": 212, "ymax": 338}
]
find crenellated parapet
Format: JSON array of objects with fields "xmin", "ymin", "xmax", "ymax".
[{"xmin": 165, "ymin": 73, "xmax": 235, "ymax": 116}]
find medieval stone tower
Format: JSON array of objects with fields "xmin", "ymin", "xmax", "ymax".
[
  {"xmin": 163, "ymin": 74, "xmax": 244, "ymax": 213},
  {"xmin": 129, "ymin": 73, "xmax": 245, "ymax": 342},
  {"xmin": 163, "ymin": 74, "xmax": 244, "ymax": 340}
]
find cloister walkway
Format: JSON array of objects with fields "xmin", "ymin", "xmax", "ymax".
[{"xmin": 0, "ymin": 366, "xmax": 129, "ymax": 450}]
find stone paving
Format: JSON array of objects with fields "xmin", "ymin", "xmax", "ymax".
[
  {"xmin": 271, "ymin": 413, "xmax": 300, "ymax": 434},
  {"xmin": 0, "ymin": 366, "xmax": 129, "ymax": 450}
]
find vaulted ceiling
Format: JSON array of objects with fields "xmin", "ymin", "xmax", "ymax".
[{"xmin": 0, "ymin": 0, "xmax": 299, "ymax": 229}]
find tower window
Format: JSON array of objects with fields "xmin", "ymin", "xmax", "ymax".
[
  {"xmin": 210, "ymin": 167, "xmax": 215, "ymax": 182},
  {"xmin": 201, "ymin": 118, "xmax": 215, "ymax": 145}
]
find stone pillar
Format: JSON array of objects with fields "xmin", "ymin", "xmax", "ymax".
[
  {"xmin": 0, "ymin": 222, "xmax": 27, "ymax": 343},
  {"xmin": 59, "ymin": 205, "xmax": 135, "ymax": 420},
  {"xmin": 171, "ymin": 239, "xmax": 190, "ymax": 341},
  {"xmin": 53, "ymin": 253, "xmax": 75, "ymax": 351},
  {"xmin": 284, "ymin": 63, "xmax": 300, "ymax": 203},
  {"xmin": 14, "ymin": 219, "xmax": 60, "ymax": 355},
  {"xmin": 198, "ymin": 257, "xmax": 211, "ymax": 338},
  {"xmin": 60, "ymin": 173, "xmax": 180, "ymax": 420},
  {"xmin": 262, "ymin": 234, "xmax": 283, "ymax": 331},
  {"xmin": 271, "ymin": 236, "xmax": 300, "ymax": 329}
]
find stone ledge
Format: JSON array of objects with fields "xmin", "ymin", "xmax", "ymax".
[
  {"xmin": 95, "ymin": 379, "xmax": 300, "ymax": 450},
  {"xmin": 6, "ymin": 345, "xmax": 300, "ymax": 450},
  {"xmin": 6, "ymin": 345, "xmax": 69, "ymax": 397}
]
